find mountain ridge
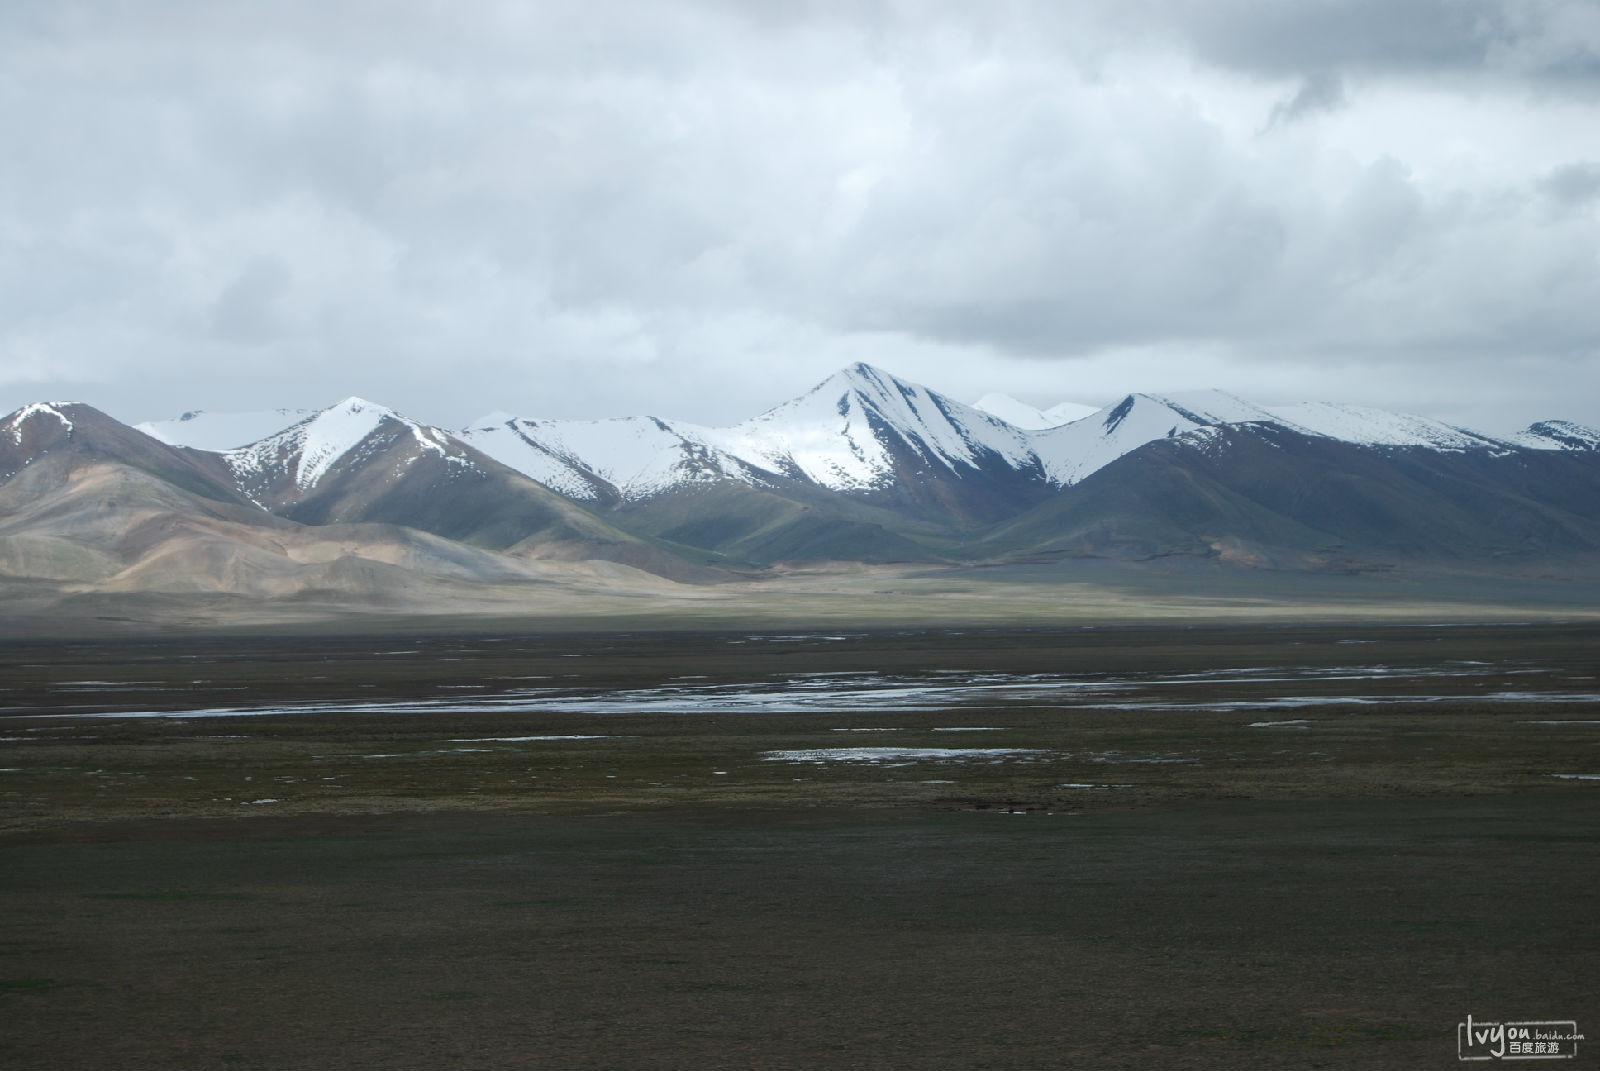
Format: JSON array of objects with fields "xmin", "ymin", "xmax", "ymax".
[{"xmin": 4, "ymin": 367, "xmax": 1598, "ymax": 602}]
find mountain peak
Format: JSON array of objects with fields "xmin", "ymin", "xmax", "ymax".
[
  {"xmin": 465, "ymin": 410, "xmax": 520, "ymax": 431},
  {"xmin": 1514, "ymin": 419, "xmax": 1600, "ymax": 451},
  {"xmin": 808, "ymin": 362, "xmax": 905, "ymax": 400},
  {"xmin": 973, "ymin": 394, "xmax": 1097, "ymax": 429},
  {"xmin": 228, "ymin": 396, "xmax": 424, "ymax": 492},
  {"xmin": 5, "ymin": 402, "xmax": 80, "ymax": 443},
  {"xmin": 842, "ymin": 360, "xmax": 887, "ymax": 381},
  {"xmin": 1034, "ymin": 390, "xmax": 1280, "ymax": 486},
  {"xmin": 137, "ymin": 406, "xmax": 317, "ymax": 451},
  {"xmin": 326, "ymin": 396, "xmax": 393, "ymax": 418},
  {"xmin": 1140, "ymin": 390, "xmax": 1274, "ymax": 425},
  {"xmin": 726, "ymin": 364, "xmax": 1040, "ymax": 495}
]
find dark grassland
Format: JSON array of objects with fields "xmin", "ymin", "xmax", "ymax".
[{"xmin": 2, "ymin": 623, "xmax": 1597, "ymax": 1069}]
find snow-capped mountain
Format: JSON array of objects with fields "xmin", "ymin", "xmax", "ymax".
[
  {"xmin": 1514, "ymin": 420, "xmax": 1600, "ymax": 452},
  {"xmin": 135, "ymin": 369, "xmax": 1600, "ymax": 509},
  {"xmin": 1259, "ymin": 402, "xmax": 1510, "ymax": 451},
  {"xmin": 715, "ymin": 363, "xmax": 1040, "ymax": 490},
  {"xmin": 0, "ymin": 400, "xmax": 699, "ymax": 607},
  {"xmin": 214, "ymin": 397, "xmax": 677, "ymax": 560},
  {"xmin": 1026, "ymin": 391, "xmax": 1564, "ymax": 486},
  {"xmin": 2, "ymin": 402, "xmax": 81, "ymax": 481},
  {"xmin": 981, "ymin": 416, "xmax": 1600, "ymax": 568},
  {"xmin": 136, "ymin": 407, "xmax": 314, "ymax": 452},
  {"xmin": 460, "ymin": 413, "xmax": 784, "ymax": 504},
  {"xmin": 469, "ymin": 363, "xmax": 1046, "ymax": 502},
  {"xmin": 225, "ymin": 397, "xmax": 479, "ymax": 506},
  {"xmin": 6, "ymin": 370, "xmax": 1600, "ymax": 593},
  {"xmin": 463, "ymin": 363, "xmax": 1052, "ymax": 522},
  {"xmin": 1, "ymin": 400, "xmax": 247, "ymax": 505},
  {"xmin": 1030, "ymin": 390, "xmax": 1284, "ymax": 486},
  {"xmin": 464, "ymin": 369, "xmax": 1599, "ymax": 508},
  {"xmin": 138, "ymin": 365, "xmax": 1600, "ymax": 535},
  {"xmin": 973, "ymin": 394, "xmax": 1098, "ymax": 430}
]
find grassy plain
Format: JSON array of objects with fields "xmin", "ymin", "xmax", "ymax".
[{"xmin": 2, "ymin": 623, "xmax": 1598, "ymax": 1068}]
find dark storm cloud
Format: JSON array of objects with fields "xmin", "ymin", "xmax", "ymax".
[
  {"xmin": 1168, "ymin": 0, "xmax": 1507, "ymax": 79},
  {"xmin": 1145, "ymin": 0, "xmax": 1600, "ymax": 92}
]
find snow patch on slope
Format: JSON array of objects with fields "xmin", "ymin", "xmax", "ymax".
[
  {"xmin": 1263, "ymin": 402, "xmax": 1507, "ymax": 450},
  {"xmin": 1042, "ymin": 401, "xmax": 1100, "ymax": 426},
  {"xmin": 6, "ymin": 402, "xmax": 75, "ymax": 444},
  {"xmin": 226, "ymin": 397, "xmax": 478, "ymax": 493},
  {"xmin": 463, "ymin": 414, "xmax": 775, "ymax": 500},
  {"xmin": 974, "ymin": 394, "xmax": 1096, "ymax": 430},
  {"xmin": 460, "ymin": 417, "xmax": 605, "ymax": 499},
  {"xmin": 469, "ymin": 363, "xmax": 1037, "ymax": 500},
  {"xmin": 137, "ymin": 408, "xmax": 314, "ymax": 451},
  {"xmin": 1512, "ymin": 420, "xmax": 1600, "ymax": 451},
  {"xmin": 714, "ymin": 364, "xmax": 1036, "ymax": 491},
  {"xmin": 292, "ymin": 398, "xmax": 393, "ymax": 489},
  {"xmin": 1032, "ymin": 391, "xmax": 1278, "ymax": 485}
]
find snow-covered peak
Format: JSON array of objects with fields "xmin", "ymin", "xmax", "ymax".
[
  {"xmin": 1136, "ymin": 390, "xmax": 1279, "ymax": 427},
  {"xmin": 5, "ymin": 402, "xmax": 77, "ymax": 444},
  {"xmin": 970, "ymin": 392, "xmax": 1099, "ymax": 430},
  {"xmin": 974, "ymin": 393, "xmax": 1096, "ymax": 430},
  {"xmin": 1512, "ymin": 420, "xmax": 1600, "ymax": 452},
  {"xmin": 1041, "ymin": 401, "xmax": 1099, "ymax": 426},
  {"xmin": 461, "ymin": 364, "xmax": 1046, "ymax": 500},
  {"xmin": 224, "ymin": 396, "xmax": 464, "ymax": 492},
  {"xmin": 828, "ymin": 361, "xmax": 901, "ymax": 398},
  {"xmin": 1262, "ymin": 402, "xmax": 1506, "ymax": 450},
  {"xmin": 139, "ymin": 369, "xmax": 1600, "ymax": 509},
  {"xmin": 285, "ymin": 398, "xmax": 396, "ymax": 489},
  {"xmin": 723, "ymin": 362, "xmax": 1035, "ymax": 490},
  {"xmin": 461, "ymin": 412, "xmax": 776, "ymax": 500},
  {"xmin": 1032, "ymin": 391, "xmax": 1281, "ymax": 485},
  {"xmin": 137, "ymin": 407, "xmax": 314, "ymax": 451},
  {"xmin": 464, "ymin": 411, "xmax": 520, "ymax": 432}
]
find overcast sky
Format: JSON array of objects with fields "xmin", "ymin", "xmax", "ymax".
[{"xmin": 3, "ymin": 1, "xmax": 1599, "ymax": 434}]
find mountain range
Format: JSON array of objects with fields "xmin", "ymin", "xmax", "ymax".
[{"xmin": 4, "ymin": 364, "xmax": 1599, "ymax": 618}]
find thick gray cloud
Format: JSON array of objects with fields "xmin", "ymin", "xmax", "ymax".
[
  {"xmin": 1136, "ymin": 0, "xmax": 1600, "ymax": 91},
  {"xmin": 1, "ymin": 0, "xmax": 1597, "ymax": 435}
]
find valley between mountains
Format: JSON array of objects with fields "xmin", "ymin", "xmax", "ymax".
[{"xmin": 4, "ymin": 363, "xmax": 1599, "ymax": 630}]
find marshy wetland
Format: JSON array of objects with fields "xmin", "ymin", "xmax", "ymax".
[{"xmin": 2, "ymin": 623, "xmax": 1598, "ymax": 1068}]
